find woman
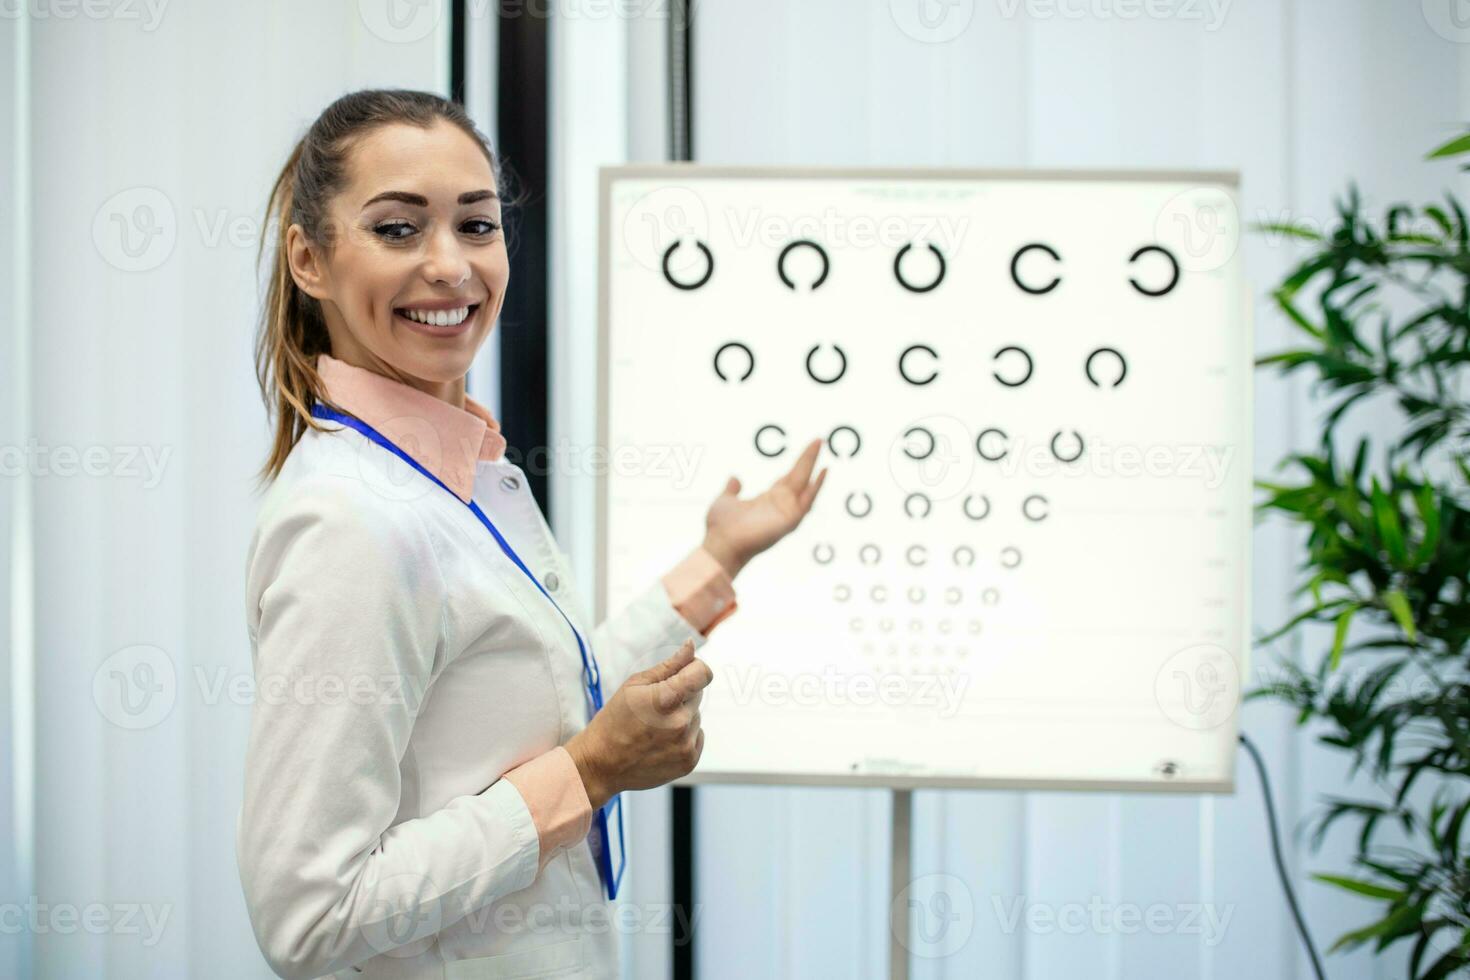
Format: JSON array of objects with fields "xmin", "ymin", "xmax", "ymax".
[{"xmin": 237, "ymin": 89, "xmax": 827, "ymax": 980}]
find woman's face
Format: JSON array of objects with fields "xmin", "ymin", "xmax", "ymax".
[{"xmin": 288, "ymin": 119, "xmax": 509, "ymax": 394}]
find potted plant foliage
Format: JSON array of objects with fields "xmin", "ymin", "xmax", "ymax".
[{"xmin": 1249, "ymin": 135, "xmax": 1470, "ymax": 978}]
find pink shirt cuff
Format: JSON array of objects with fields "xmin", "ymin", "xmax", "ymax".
[
  {"xmin": 661, "ymin": 546, "xmax": 738, "ymax": 636},
  {"xmin": 501, "ymin": 746, "xmax": 594, "ymax": 874}
]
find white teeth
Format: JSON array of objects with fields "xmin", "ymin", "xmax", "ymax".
[{"xmin": 401, "ymin": 305, "xmax": 471, "ymax": 327}]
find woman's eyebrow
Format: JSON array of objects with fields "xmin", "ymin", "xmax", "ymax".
[{"xmin": 361, "ymin": 189, "xmax": 499, "ymax": 209}]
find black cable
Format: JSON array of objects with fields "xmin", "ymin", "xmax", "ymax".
[{"xmin": 1239, "ymin": 732, "xmax": 1328, "ymax": 980}]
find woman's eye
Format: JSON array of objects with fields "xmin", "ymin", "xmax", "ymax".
[
  {"xmin": 464, "ymin": 218, "xmax": 501, "ymax": 236},
  {"xmin": 375, "ymin": 221, "xmax": 417, "ymax": 240}
]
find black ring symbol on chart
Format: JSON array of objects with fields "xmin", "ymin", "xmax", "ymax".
[
  {"xmin": 1050, "ymin": 429, "xmax": 1085, "ymax": 463},
  {"xmin": 908, "ymin": 586, "xmax": 926, "ymax": 604},
  {"xmin": 1011, "ymin": 243, "xmax": 1062, "ymax": 295},
  {"xmin": 713, "ymin": 341, "xmax": 754, "ymax": 382},
  {"xmin": 976, "ymin": 428, "xmax": 1009, "ymax": 462},
  {"xmin": 1128, "ymin": 244, "xmax": 1180, "ymax": 297},
  {"xmin": 812, "ymin": 543, "xmax": 835, "ymax": 564},
  {"xmin": 953, "ymin": 545, "xmax": 976, "ymax": 567},
  {"xmin": 778, "ymin": 239, "xmax": 830, "ymax": 291},
  {"xmin": 1085, "ymin": 347, "xmax": 1127, "ymax": 387},
  {"xmin": 859, "ymin": 543, "xmax": 882, "ymax": 566},
  {"xmin": 902, "ymin": 426, "xmax": 936, "ymax": 460},
  {"xmin": 982, "ymin": 587, "xmax": 1000, "ymax": 605},
  {"xmin": 945, "ymin": 586, "xmax": 962, "ymax": 605},
  {"xmin": 833, "ymin": 584, "xmax": 852, "ymax": 602},
  {"xmin": 754, "ymin": 424, "xmax": 787, "ymax": 457},
  {"xmin": 805, "ymin": 344, "xmax": 847, "ymax": 384},
  {"xmin": 904, "ymin": 493, "xmax": 932, "ymax": 519},
  {"xmin": 871, "ymin": 585, "xmax": 888, "ymax": 603},
  {"xmin": 845, "ymin": 491, "xmax": 873, "ymax": 518},
  {"xmin": 662, "ymin": 239, "xmax": 714, "ymax": 291},
  {"xmin": 827, "ymin": 425, "xmax": 861, "ymax": 458},
  {"xmin": 963, "ymin": 494, "xmax": 992, "ymax": 520},
  {"xmin": 906, "ymin": 544, "xmax": 929, "ymax": 567},
  {"xmin": 1001, "ymin": 546, "xmax": 1022, "ymax": 569},
  {"xmin": 1023, "ymin": 494, "xmax": 1050, "ymax": 522},
  {"xmin": 992, "ymin": 346, "xmax": 1034, "ymax": 387},
  {"xmin": 894, "ymin": 243, "xmax": 946, "ymax": 293},
  {"xmin": 899, "ymin": 344, "xmax": 939, "ymax": 386}
]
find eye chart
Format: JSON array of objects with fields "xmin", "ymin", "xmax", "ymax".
[{"xmin": 597, "ymin": 166, "xmax": 1250, "ymax": 793}]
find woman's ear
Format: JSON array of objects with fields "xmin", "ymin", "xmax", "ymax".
[{"xmin": 285, "ymin": 223, "xmax": 330, "ymax": 301}]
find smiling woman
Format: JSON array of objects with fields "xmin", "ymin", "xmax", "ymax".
[
  {"xmin": 254, "ymin": 90, "xmax": 512, "ymax": 478},
  {"xmin": 238, "ymin": 89, "xmax": 825, "ymax": 980}
]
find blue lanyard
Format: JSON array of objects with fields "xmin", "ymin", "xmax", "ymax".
[{"xmin": 310, "ymin": 403, "xmax": 626, "ymax": 900}]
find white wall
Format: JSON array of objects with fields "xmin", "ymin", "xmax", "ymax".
[{"xmin": 8, "ymin": 4, "xmax": 448, "ymax": 977}]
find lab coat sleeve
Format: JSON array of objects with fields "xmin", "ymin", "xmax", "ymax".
[
  {"xmin": 558, "ymin": 545, "xmax": 736, "ymax": 696},
  {"xmin": 237, "ymin": 477, "xmax": 543, "ymax": 980}
]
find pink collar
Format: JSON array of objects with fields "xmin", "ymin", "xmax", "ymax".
[{"xmin": 316, "ymin": 353, "xmax": 508, "ymax": 503}]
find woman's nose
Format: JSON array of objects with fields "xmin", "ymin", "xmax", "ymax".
[{"xmin": 422, "ymin": 230, "xmax": 471, "ymax": 288}]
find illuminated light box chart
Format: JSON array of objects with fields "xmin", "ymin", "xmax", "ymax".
[{"xmin": 596, "ymin": 165, "xmax": 1250, "ymax": 793}]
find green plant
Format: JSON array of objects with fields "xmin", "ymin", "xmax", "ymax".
[{"xmin": 1248, "ymin": 133, "xmax": 1470, "ymax": 979}]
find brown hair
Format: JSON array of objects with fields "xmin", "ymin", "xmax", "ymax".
[{"xmin": 253, "ymin": 88, "xmax": 514, "ymax": 484}]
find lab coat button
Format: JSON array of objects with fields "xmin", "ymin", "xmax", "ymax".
[
  {"xmin": 499, "ymin": 475, "xmax": 520, "ymax": 492},
  {"xmin": 545, "ymin": 571, "xmax": 560, "ymax": 591}
]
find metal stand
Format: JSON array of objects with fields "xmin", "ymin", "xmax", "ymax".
[{"xmin": 887, "ymin": 788, "xmax": 912, "ymax": 980}]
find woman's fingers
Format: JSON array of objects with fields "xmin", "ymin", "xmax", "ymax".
[
  {"xmin": 798, "ymin": 466, "xmax": 828, "ymax": 513},
  {"xmin": 780, "ymin": 438, "xmax": 823, "ymax": 493}
]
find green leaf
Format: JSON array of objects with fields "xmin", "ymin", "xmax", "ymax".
[
  {"xmin": 1427, "ymin": 131, "xmax": 1470, "ymax": 159},
  {"xmin": 1382, "ymin": 589, "xmax": 1418, "ymax": 642},
  {"xmin": 1326, "ymin": 904, "xmax": 1423, "ymax": 953},
  {"xmin": 1330, "ymin": 605, "xmax": 1357, "ymax": 670},
  {"xmin": 1312, "ymin": 872, "xmax": 1407, "ymax": 901}
]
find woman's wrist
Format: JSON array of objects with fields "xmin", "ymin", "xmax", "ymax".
[
  {"xmin": 564, "ymin": 734, "xmax": 611, "ymax": 810},
  {"xmin": 700, "ymin": 532, "xmax": 748, "ymax": 580}
]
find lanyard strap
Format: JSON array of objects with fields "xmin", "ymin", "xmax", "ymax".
[
  {"xmin": 310, "ymin": 402, "xmax": 625, "ymax": 899},
  {"xmin": 310, "ymin": 404, "xmax": 604, "ymax": 709}
]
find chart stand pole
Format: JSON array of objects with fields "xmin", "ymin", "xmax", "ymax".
[{"xmin": 888, "ymin": 788, "xmax": 912, "ymax": 980}]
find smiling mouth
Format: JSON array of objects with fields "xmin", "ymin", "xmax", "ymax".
[{"xmin": 393, "ymin": 303, "xmax": 482, "ymax": 330}]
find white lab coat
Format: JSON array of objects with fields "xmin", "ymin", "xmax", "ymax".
[{"xmin": 237, "ymin": 419, "xmax": 708, "ymax": 979}]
